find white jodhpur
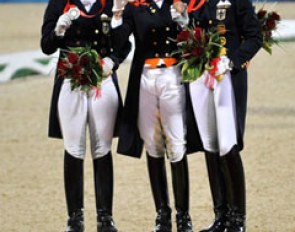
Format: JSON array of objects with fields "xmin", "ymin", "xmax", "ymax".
[
  {"xmin": 189, "ymin": 71, "xmax": 237, "ymax": 156},
  {"xmin": 58, "ymin": 77, "xmax": 119, "ymax": 160},
  {"xmin": 138, "ymin": 66, "xmax": 186, "ymax": 163}
]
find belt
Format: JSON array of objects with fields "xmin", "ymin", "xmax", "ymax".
[{"xmin": 144, "ymin": 58, "xmax": 177, "ymax": 69}]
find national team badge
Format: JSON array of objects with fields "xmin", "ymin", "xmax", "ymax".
[
  {"xmin": 101, "ymin": 14, "xmax": 111, "ymax": 35},
  {"xmin": 216, "ymin": 0, "xmax": 231, "ymax": 21}
]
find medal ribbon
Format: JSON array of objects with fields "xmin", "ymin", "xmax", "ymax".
[
  {"xmin": 204, "ymin": 72, "xmax": 215, "ymax": 90},
  {"xmin": 187, "ymin": 0, "xmax": 206, "ymax": 13},
  {"xmin": 129, "ymin": 0, "xmax": 149, "ymax": 7},
  {"xmin": 63, "ymin": 0, "xmax": 106, "ymax": 18}
]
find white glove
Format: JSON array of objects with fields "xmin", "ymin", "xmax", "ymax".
[
  {"xmin": 215, "ymin": 56, "xmax": 232, "ymax": 76},
  {"xmin": 54, "ymin": 13, "xmax": 72, "ymax": 37},
  {"xmin": 170, "ymin": 5, "xmax": 189, "ymax": 28},
  {"xmin": 102, "ymin": 57, "xmax": 114, "ymax": 77},
  {"xmin": 112, "ymin": 0, "xmax": 126, "ymax": 12}
]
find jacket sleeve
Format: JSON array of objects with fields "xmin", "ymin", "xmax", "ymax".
[
  {"xmin": 110, "ymin": 3, "xmax": 135, "ymax": 66},
  {"xmin": 230, "ymin": 0, "xmax": 263, "ymax": 70},
  {"xmin": 40, "ymin": 0, "xmax": 66, "ymax": 55}
]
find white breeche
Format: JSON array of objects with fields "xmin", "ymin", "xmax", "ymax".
[
  {"xmin": 138, "ymin": 66, "xmax": 186, "ymax": 163},
  {"xmin": 58, "ymin": 77, "xmax": 118, "ymax": 160},
  {"xmin": 189, "ymin": 71, "xmax": 237, "ymax": 156}
]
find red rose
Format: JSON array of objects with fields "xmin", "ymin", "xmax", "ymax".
[
  {"xmin": 257, "ymin": 9, "xmax": 267, "ymax": 19},
  {"xmin": 191, "ymin": 47, "xmax": 204, "ymax": 57},
  {"xmin": 67, "ymin": 52, "xmax": 79, "ymax": 64},
  {"xmin": 266, "ymin": 18, "xmax": 276, "ymax": 30},
  {"xmin": 80, "ymin": 55, "xmax": 91, "ymax": 67},
  {"xmin": 57, "ymin": 60, "xmax": 68, "ymax": 71},
  {"xmin": 194, "ymin": 27, "xmax": 203, "ymax": 41},
  {"xmin": 270, "ymin": 11, "xmax": 281, "ymax": 21},
  {"xmin": 177, "ymin": 30, "xmax": 190, "ymax": 42},
  {"xmin": 73, "ymin": 64, "xmax": 82, "ymax": 76}
]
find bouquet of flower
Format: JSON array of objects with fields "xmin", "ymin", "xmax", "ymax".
[
  {"xmin": 257, "ymin": 8, "xmax": 281, "ymax": 55},
  {"xmin": 57, "ymin": 46, "xmax": 103, "ymax": 94},
  {"xmin": 174, "ymin": 26, "xmax": 224, "ymax": 82}
]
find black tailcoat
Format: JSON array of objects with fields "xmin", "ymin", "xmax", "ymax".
[
  {"xmin": 114, "ymin": 0, "xmax": 195, "ymax": 158},
  {"xmin": 186, "ymin": 0, "xmax": 263, "ymax": 153},
  {"xmin": 41, "ymin": 0, "xmax": 131, "ymax": 139}
]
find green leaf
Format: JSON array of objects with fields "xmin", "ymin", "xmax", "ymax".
[{"xmin": 263, "ymin": 42, "xmax": 272, "ymax": 55}]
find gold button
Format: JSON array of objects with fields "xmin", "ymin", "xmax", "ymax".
[
  {"xmin": 76, "ymin": 41, "xmax": 80, "ymax": 45},
  {"xmin": 166, "ymin": 27, "xmax": 170, "ymax": 31},
  {"xmin": 209, "ymin": 20, "xmax": 213, "ymax": 24},
  {"xmin": 153, "ymin": 41, "xmax": 157, "ymax": 46},
  {"xmin": 93, "ymin": 41, "xmax": 98, "ymax": 46},
  {"xmin": 220, "ymin": 36, "xmax": 227, "ymax": 46},
  {"xmin": 196, "ymin": 21, "xmax": 200, "ymax": 25},
  {"xmin": 152, "ymin": 28, "xmax": 156, "ymax": 33},
  {"xmin": 165, "ymin": 53, "xmax": 170, "ymax": 57},
  {"xmin": 155, "ymin": 53, "xmax": 159, "ymax": 57},
  {"xmin": 95, "ymin": 29, "xmax": 99, "ymax": 34},
  {"xmin": 166, "ymin": 40, "xmax": 170, "ymax": 45}
]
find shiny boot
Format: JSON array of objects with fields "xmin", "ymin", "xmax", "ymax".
[
  {"xmin": 147, "ymin": 154, "xmax": 172, "ymax": 232},
  {"xmin": 93, "ymin": 152, "xmax": 118, "ymax": 232},
  {"xmin": 199, "ymin": 152, "xmax": 227, "ymax": 232},
  {"xmin": 171, "ymin": 156, "xmax": 193, "ymax": 232},
  {"xmin": 221, "ymin": 146, "xmax": 246, "ymax": 232},
  {"xmin": 64, "ymin": 151, "xmax": 84, "ymax": 232}
]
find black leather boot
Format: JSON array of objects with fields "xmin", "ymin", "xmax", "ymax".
[
  {"xmin": 93, "ymin": 152, "xmax": 118, "ymax": 232},
  {"xmin": 147, "ymin": 154, "xmax": 172, "ymax": 232},
  {"xmin": 221, "ymin": 146, "xmax": 246, "ymax": 232},
  {"xmin": 171, "ymin": 156, "xmax": 193, "ymax": 232},
  {"xmin": 65, "ymin": 210, "xmax": 84, "ymax": 232},
  {"xmin": 199, "ymin": 152, "xmax": 227, "ymax": 232},
  {"xmin": 64, "ymin": 151, "xmax": 84, "ymax": 232}
]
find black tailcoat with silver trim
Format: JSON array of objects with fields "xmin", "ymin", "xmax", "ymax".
[
  {"xmin": 41, "ymin": 0, "xmax": 131, "ymax": 139},
  {"xmin": 185, "ymin": 0, "xmax": 263, "ymax": 153}
]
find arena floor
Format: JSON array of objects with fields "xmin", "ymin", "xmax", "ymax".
[{"xmin": 0, "ymin": 2, "xmax": 295, "ymax": 232}]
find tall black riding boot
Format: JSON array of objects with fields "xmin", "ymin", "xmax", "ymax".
[
  {"xmin": 64, "ymin": 150, "xmax": 84, "ymax": 232},
  {"xmin": 199, "ymin": 152, "xmax": 228, "ymax": 232},
  {"xmin": 93, "ymin": 152, "xmax": 118, "ymax": 232},
  {"xmin": 221, "ymin": 146, "xmax": 246, "ymax": 232},
  {"xmin": 147, "ymin": 154, "xmax": 172, "ymax": 232},
  {"xmin": 171, "ymin": 155, "xmax": 193, "ymax": 232}
]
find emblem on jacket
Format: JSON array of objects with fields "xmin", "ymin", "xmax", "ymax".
[
  {"xmin": 216, "ymin": 0, "xmax": 231, "ymax": 21},
  {"xmin": 101, "ymin": 14, "xmax": 111, "ymax": 35}
]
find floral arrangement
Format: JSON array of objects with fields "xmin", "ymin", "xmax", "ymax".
[
  {"xmin": 174, "ymin": 26, "xmax": 224, "ymax": 82},
  {"xmin": 257, "ymin": 8, "xmax": 281, "ymax": 54},
  {"xmin": 57, "ymin": 47, "xmax": 103, "ymax": 94}
]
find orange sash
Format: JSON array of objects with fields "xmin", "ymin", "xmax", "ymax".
[{"xmin": 144, "ymin": 58, "xmax": 177, "ymax": 69}]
